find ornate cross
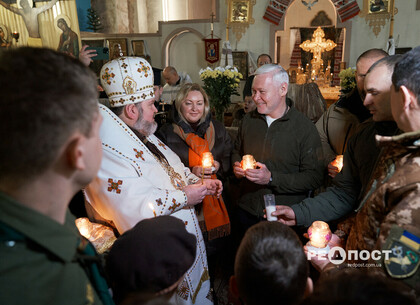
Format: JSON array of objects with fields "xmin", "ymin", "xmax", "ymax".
[
  {"xmin": 168, "ymin": 199, "xmax": 181, "ymax": 213},
  {"xmin": 299, "ymin": 27, "xmax": 336, "ymax": 72},
  {"xmin": 107, "ymin": 178, "xmax": 123, "ymax": 194}
]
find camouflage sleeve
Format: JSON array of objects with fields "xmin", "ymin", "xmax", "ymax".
[{"xmin": 376, "ymin": 183, "xmax": 420, "ymax": 292}]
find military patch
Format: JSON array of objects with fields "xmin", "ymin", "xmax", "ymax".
[{"xmin": 384, "ymin": 229, "xmax": 420, "ymax": 279}]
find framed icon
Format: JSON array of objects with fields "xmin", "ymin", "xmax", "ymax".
[
  {"xmin": 131, "ymin": 40, "xmax": 145, "ymax": 56},
  {"xmin": 106, "ymin": 38, "xmax": 128, "ymax": 59},
  {"xmin": 232, "ymin": 51, "xmax": 248, "ymax": 80}
]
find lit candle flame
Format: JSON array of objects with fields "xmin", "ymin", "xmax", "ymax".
[
  {"xmin": 331, "ymin": 155, "xmax": 344, "ymax": 172},
  {"xmin": 308, "ymin": 221, "xmax": 332, "ymax": 248},
  {"xmin": 202, "ymin": 152, "xmax": 213, "ymax": 169},
  {"xmin": 242, "ymin": 154, "xmax": 256, "ymax": 170},
  {"xmin": 75, "ymin": 218, "xmax": 93, "ymax": 239},
  {"xmin": 148, "ymin": 203, "xmax": 157, "ymax": 217}
]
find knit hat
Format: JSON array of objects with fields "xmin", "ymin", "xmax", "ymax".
[
  {"xmin": 100, "ymin": 57, "xmax": 155, "ymax": 107},
  {"xmin": 106, "ymin": 216, "xmax": 196, "ymax": 301}
]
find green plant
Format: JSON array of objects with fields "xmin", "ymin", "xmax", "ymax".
[
  {"xmin": 199, "ymin": 66, "xmax": 242, "ymax": 122},
  {"xmin": 338, "ymin": 67, "xmax": 356, "ymax": 94}
]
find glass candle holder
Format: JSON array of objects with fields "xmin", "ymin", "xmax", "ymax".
[
  {"xmin": 331, "ymin": 155, "xmax": 344, "ymax": 172},
  {"xmin": 75, "ymin": 217, "xmax": 93, "ymax": 239},
  {"xmin": 307, "ymin": 221, "xmax": 332, "ymax": 249},
  {"xmin": 202, "ymin": 152, "xmax": 214, "ymax": 168},
  {"xmin": 242, "ymin": 154, "xmax": 256, "ymax": 170}
]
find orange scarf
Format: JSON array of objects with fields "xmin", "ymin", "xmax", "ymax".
[{"xmin": 174, "ymin": 123, "xmax": 230, "ymax": 240}]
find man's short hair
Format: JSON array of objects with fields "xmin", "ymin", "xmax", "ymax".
[
  {"xmin": 356, "ymin": 48, "xmax": 388, "ymax": 65},
  {"xmin": 163, "ymin": 66, "xmax": 177, "ymax": 75},
  {"xmin": 174, "ymin": 83, "xmax": 210, "ymax": 124},
  {"xmin": 257, "ymin": 53, "xmax": 272, "ymax": 63},
  {"xmin": 367, "ymin": 54, "xmax": 402, "ymax": 75},
  {"xmin": 234, "ymin": 221, "xmax": 309, "ymax": 305},
  {"xmin": 0, "ymin": 47, "xmax": 98, "ymax": 185},
  {"xmin": 392, "ymin": 46, "xmax": 420, "ymax": 102},
  {"xmin": 254, "ymin": 64, "xmax": 289, "ymax": 86}
]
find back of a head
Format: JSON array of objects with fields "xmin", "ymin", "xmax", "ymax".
[
  {"xmin": 106, "ymin": 216, "xmax": 196, "ymax": 304},
  {"xmin": 0, "ymin": 47, "xmax": 98, "ymax": 186},
  {"xmin": 356, "ymin": 48, "xmax": 388, "ymax": 65},
  {"xmin": 392, "ymin": 46, "xmax": 420, "ymax": 102},
  {"xmin": 255, "ymin": 64, "xmax": 289, "ymax": 87},
  {"xmin": 367, "ymin": 54, "xmax": 402, "ymax": 75},
  {"xmin": 234, "ymin": 221, "xmax": 308, "ymax": 305},
  {"xmin": 303, "ymin": 268, "xmax": 416, "ymax": 305}
]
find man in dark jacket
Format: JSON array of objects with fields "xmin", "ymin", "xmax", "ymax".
[
  {"xmin": 272, "ymin": 55, "xmax": 402, "ymax": 228},
  {"xmin": 316, "ymin": 49, "xmax": 387, "ymax": 176},
  {"xmin": 232, "ymin": 64, "xmax": 324, "ymax": 232}
]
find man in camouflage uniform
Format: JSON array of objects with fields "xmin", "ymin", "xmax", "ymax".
[{"xmin": 316, "ymin": 48, "xmax": 420, "ymax": 296}]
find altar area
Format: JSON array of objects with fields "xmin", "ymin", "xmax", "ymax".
[{"xmin": 286, "ymin": 25, "xmax": 343, "ymax": 117}]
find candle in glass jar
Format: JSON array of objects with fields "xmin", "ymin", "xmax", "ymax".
[
  {"xmin": 242, "ymin": 154, "xmax": 256, "ymax": 170},
  {"xmin": 307, "ymin": 221, "xmax": 332, "ymax": 248},
  {"xmin": 202, "ymin": 152, "xmax": 214, "ymax": 168},
  {"xmin": 75, "ymin": 218, "xmax": 93, "ymax": 239},
  {"xmin": 331, "ymin": 155, "xmax": 344, "ymax": 172}
]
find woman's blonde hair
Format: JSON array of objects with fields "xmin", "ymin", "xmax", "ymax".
[{"xmin": 174, "ymin": 83, "xmax": 210, "ymax": 124}]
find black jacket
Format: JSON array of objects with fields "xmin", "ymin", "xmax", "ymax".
[{"xmin": 157, "ymin": 110, "xmax": 232, "ymax": 181}]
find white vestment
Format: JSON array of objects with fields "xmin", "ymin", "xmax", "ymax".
[{"xmin": 85, "ymin": 104, "xmax": 213, "ymax": 305}]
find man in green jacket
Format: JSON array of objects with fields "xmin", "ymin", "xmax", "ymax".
[
  {"xmin": 0, "ymin": 47, "xmax": 113, "ymax": 305},
  {"xmin": 231, "ymin": 64, "xmax": 324, "ymax": 233},
  {"xmin": 272, "ymin": 55, "xmax": 402, "ymax": 228}
]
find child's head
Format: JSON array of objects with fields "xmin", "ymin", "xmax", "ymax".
[{"xmin": 231, "ymin": 221, "xmax": 312, "ymax": 305}]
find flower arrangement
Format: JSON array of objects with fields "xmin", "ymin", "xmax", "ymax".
[
  {"xmin": 199, "ymin": 66, "xmax": 242, "ymax": 121},
  {"xmin": 338, "ymin": 67, "xmax": 356, "ymax": 94}
]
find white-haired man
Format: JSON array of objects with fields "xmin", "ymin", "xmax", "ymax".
[
  {"xmin": 231, "ymin": 64, "xmax": 324, "ymax": 236},
  {"xmin": 84, "ymin": 57, "xmax": 220, "ymax": 305}
]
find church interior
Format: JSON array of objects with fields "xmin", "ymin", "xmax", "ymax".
[
  {"xmin": 1, "ymin": 0, "xmax": 420, "ymax": 304},
  {"xmin": 2, "ymin": 0, "xmax": 419, "ymax": 104}
]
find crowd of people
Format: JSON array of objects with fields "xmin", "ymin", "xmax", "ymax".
[{"xmin": 0, "ymin": 44, "xmax": 419, "ymax": 305}]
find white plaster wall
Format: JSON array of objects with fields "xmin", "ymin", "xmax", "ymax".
[
  {"xmin": 168, "ymin": 31, "xmax": 207, "ymax": 83},
  {"xmin": 84, "ymin": 0, "xmax": 420, "ymax": 84},
  {"xmin": 168, "ymin": 0, "xmax": 189, "ymax": 20},
  {"xmin": 347, "ymin": 0, "xmax": 420, "ymax": 66},
  {"xmin": 137, "ymin": 0, "xmax": 148, "ymax": 33}
]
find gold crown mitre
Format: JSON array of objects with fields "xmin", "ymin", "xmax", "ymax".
[{"xmin": 100, "ymin": 57, "xmax": 155, "ymax": 107}]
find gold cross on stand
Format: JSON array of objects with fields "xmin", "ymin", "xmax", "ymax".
[{"xmin": 299, "ymin": 27, "xmax": 336, "ymax": 79}]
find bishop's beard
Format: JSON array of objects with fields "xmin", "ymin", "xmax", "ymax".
[{"xmin": 133, "ymin": 104, "xmax": 157, "ymax": 136}]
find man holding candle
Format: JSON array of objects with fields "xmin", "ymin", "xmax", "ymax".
[
  {"xmin": 84, "ymin": 57, "xmax": 221, "ymax": 305},
  {"xmin": 273, "ymin": 55, "xmax": 402, "ymax": 229},
  {"xmin": 316, "ymin": 49, "xmax": 388, "ymax": 179},
  {"xmin": 231, "ymin": 63, "xmax": 324, "ymax": 234},
  {"xmin": 309, "ymin": 47, "xmax": 420, "ymax": 294}
]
